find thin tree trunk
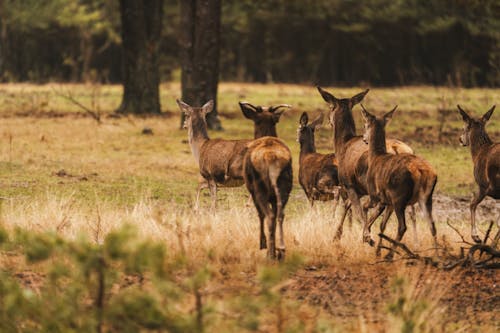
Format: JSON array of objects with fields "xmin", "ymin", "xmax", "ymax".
[
  {"xmin": 117, "ymin": 0, "xmax": 163, "ymax": 115},
  {"xmin": 179, "ymin": 0, "xmax": 222, "ymax": 130}
]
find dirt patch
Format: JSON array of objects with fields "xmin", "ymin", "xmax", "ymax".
[{"xmin": 284, "ymin": 264, "xmax": 499, "ymax": 329}]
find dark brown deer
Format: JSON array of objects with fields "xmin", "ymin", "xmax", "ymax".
[
  {"xmin": 361, "ymin": 105, "xmax": 438, "ymax": 259},
  {"xmin": 243, "ymin": 136, "xmax": 293, "ymax": 260},
  {"xmin": 317, "ymin": 87, "xmax": 417, "ymax": 244},
  {"xmin": 239, "ymin": 102, "xmax": 291, "ymax": 138},
  {"xmin": 178, "ymin": 100, "xmax": 290, "ymax": 210},
  {"xmin": 297, "ymin": 112, "xmax": 342, "ymax": 213},
  {"xmin": 457, "ymin": 105, "xmax": 499, "ymax": 243}
]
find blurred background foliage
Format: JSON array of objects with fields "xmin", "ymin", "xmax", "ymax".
[{"xmin": 0, "ymin": 0, "xmax": 498, "ymax": 86}]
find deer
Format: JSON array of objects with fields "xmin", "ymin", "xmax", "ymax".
[
  {"xmin": 297, "ymin": 111, "xmax": 342, "ymax": 214},
  {"xmin": 239, "ymin": 102, "xmax": 291, "ymax": 138},
  {"xmin": 457, "ymin": 105, "xmax": 499, "ymax": 244},
  {"xmin": 360, "ymin": 105, "xmax": 438, "ymax": 259},
  {"xmin": 243, "ymin": 136, "xmax": 293, "ymax": 260},
  {"xmin": 316, "ymin": 87, "xmax": 418, "ymax": 245},
  {"xmin": 177, "ymin": 99, "xmax": 290, "ymax": 210}
]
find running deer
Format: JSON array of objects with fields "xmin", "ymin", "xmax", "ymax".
[
  {"xmin": 178, "ymin": 100, "xmax": 290, "ymax": 210},
  {"xmin": 243, "ymin": 136, "xmax": 293, "ymax": 260},
  {"xmin": 457, "ymin": 105, "xmax": 499, "ymax": 243},
  {"xmin": 316, "ymin": 87, "xmax": 417, "ymax": 244},
  {"xmin": 361, "ymin": 105, "xmax": 438, "ymax": 259},
  {"xmin": 297, "ymin": 112, "xmax": 342, "ymax": 213}
]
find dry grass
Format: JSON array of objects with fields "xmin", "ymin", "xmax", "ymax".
[{"xmin": 0, "ymin": 83, "xmax": 498, "ymax": 331}]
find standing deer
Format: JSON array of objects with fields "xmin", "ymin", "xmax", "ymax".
[
  {"xmin": 457, "ymin": 105, "xmax": 499, "ymax": 243},
  {"xmin": 297, "ymin": 112, "xmax": 342, "ymax": 213},
  {"xmin": 243, "ymin": 136, "xmax": 293, "ymax": 260},
  {"xmin": 178, "ymin": 99, "xmax": 290, "ymax": 210},
  {"xmin": 177, "ymin": 99, "xmax": 250, "ymax": 210},
  {"xmin": 361, "ymin": 105, "xmax": 438, "ymax": 259},
  {"xmin": 316, "ymin": 87, "xmax": 417, "ymax": 244}
]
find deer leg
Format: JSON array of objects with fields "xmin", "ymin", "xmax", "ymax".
[
  {"xmin": 271, "ymin": 184, "xmax": 286, "ymax": 261},
  {"xmin": 376, "ymin": 206, "xmax": 393, "ymax": 257},
  {"xmin": 409, "ymin": 205, "xmax": 418, "ymax": 244},
  {"xmin": 195, "ymin": 180, "xmax": 208, "ymax": 211},
  {"xmin": 419, "ymin": 196, "xmax": 438, "ymax": 255},
  {"xmin": 344, "ymin": 190, "xmax": 370, "ymax": 245},
  {"xmin": 367, "ymin": 203, "xmax": 386, "ymax": 233},
  {"xmin": 267, "ymin": 210, "xmax": 277, "ymax": 260},
  {"xmin": 334, "ymin": 199, "xmax": 351, "ymax": 240},
  {"xmin": 331, "ymin": 187, "xmax": 340, "ymax": 219},
  {"xmin": 385, "ymin": 204, "xmax": 407, "ymax": 261},
  {"xmin": 208, "ymin": 180, "xmax": 217, "ymax": 212},
  {"xmin": 470, "ymin": 190, "xmax": 487, "ymax": 243}
]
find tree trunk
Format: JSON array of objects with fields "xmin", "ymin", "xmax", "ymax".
[
  {"xmin": 117, "ymin": 0, "xmax": 163, "ymax": 115},
  {"xmin": 179, "ymin": 0, "xmax": 222, "ymax": 130}
]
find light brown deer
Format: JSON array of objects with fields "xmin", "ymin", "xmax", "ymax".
[
  {"xmin": 297, "ymin": 112, "xmax": 342, "ymax": 213},
  {"xmin": 361, "ymin": 105, "xmax": 438, "ymax": 259},
  {"xmin": 243, "ymin": 136, "xmax": 293, "ymax": 260},
  {"xmin": 178, "ymin": 99, "xmax": 290, "ymax": 210},
  {"xmin": 457, "ymin": 105, "xmax": 499, "ymax": 243},
  {"xmin": 177, "ymin": 99, "xmax": 250, "ymax": 210},
  {"xmin": 317, "ymin": 87, "xmax": 417, "ymax": 244}
]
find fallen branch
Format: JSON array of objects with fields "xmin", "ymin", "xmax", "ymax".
[{"xmin": 52, "ymin": 87, "xmax": 101, "ymax": 124}]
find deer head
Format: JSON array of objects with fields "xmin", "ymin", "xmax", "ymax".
[
  {"xmin": 457, "ymin": 105, "xmax": 495, "ymax": 147},
  {"xmin": 360, "ymin": 104, "xmax": 397, "ymax": 146},
  {"xmin": 239, "ymin": 102, "xmax": 291, "ymax": 138},
  {"xmin": 317, "ymin": 86, "xmax": 369, "ymax": 127},
  {"xmin": 297, "ymin": 112, "xmax": 324, "ymax": 145}
]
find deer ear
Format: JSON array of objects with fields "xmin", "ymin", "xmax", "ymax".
[
  {"xmin": 270, "ymin": 104, "xmax": 291, "ymax": 123},
  {"xmin": 317, "ymin": 86, "xmax": 337, "ymax": 106},
  {"xmin": 351, "ymin": 89, "xmax": 369, "ymax": 106},
  {"xmin": 481, "ymin": 105, "xmax": 495, "ymax": 123},
  {"xmin": 310, "ymin": 112, "xmax": 324, "ymax": 128},
  {"xmin": 360, "ymin": 104, "xmax": 372, "ymax": 122},
  {"xmin": 239, "ymin": 102, "xmax": 257, "ymax": 120},
  {"xmin": 384, "ymin": 105, "xmax": 398, "ymax": 124},
  {"xmin": 457, "ymin": 105, "xmax": 470, "ymax": 122},
  {"xmin": 176, "ymin": 99, "xmax": 192, "ymax": 115},
  {"xmin": 202, "ymin": 100, "xmax": 214, "ymax": 115},
  {"xmin": 299, "ymin": 112, "xmax": 308, "ymax": 126}
]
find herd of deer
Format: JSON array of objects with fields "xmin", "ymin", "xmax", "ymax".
[{"xmin": 177, "ymin": 87, "xmax": 499, "ymax": 261}]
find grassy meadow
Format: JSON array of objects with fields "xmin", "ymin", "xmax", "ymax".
[{"xmin": 0, "ymin": 83, "xmax": 498, "ymax": 332}]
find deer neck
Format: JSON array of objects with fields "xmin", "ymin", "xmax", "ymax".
[
  {"xmin": 470, "ymin": 127, "xmax": 493, "ymax": 158},
  {"xmin": 334, "ymin": 109, "xmax": 357, "ymax": 153},
  {"xmin": 368, "ymin": 124, "xmax": 387, "ymax": 158},
  {"xmin": 300, "ymin": 134, "xmax": 316, "ymax": 157},
  {"xmin": 254, "ymin": 124, "xmax": 277, "ymax": 138},
  {"xmin": 188, "ymin": 118, "xmax": 209, "ymax": 163}
]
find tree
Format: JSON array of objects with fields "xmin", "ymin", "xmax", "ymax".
[
  {"xmin": 116, "ymin": 0, "xmax": 163, "ymax": 115},
  {"xmin": 179, "ymin": 0, "xmax": 222, "ymax": 130}
]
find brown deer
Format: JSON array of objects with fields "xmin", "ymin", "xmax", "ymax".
[
  {"xmin": 457, "ymin": 105, "xmax": 499, "ymax": 243},
  {"xmin": 297, "ymin": 112, "xmax": 342, "ymax": 213},
  {"xmin": 177, "ymin": 99, "xmax": 251, "ymax": 210},
  {"xmin": 316, "ymin": 87, "xmax": 417, "ymax": 244},
  {"xmin": 360, "ymin": 105, "xmax": 438, "ymax": 259},
  {"xmin": 239, "ymin": 102, "xmax": 291, "ymax": 138},
  {"xmin": 178, "ymin": 99, "xmax": 290, "ymax": 210},
  {"xmin": 243, "ymin": 136, "xmax": 293, "ymax": 260}
]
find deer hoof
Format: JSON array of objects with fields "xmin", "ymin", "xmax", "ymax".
[
  {"xmin": 277, "ymin": 249, "xmax": 286, "ymax": 261},
  {"xmin": 472, "ymin": 235, "xmax": 482, "ymax": 244},
  {"xmin": 384, "ymin": 252, "xmax": 394, "ymax": 261}
]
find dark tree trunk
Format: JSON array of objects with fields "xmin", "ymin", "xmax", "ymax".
[
  {"xmin": 179, "ymin": 0, "xmax": 222, "ymax": 130},
  {"xmin": 117, "ymin": 0, "xmax": 163, "ymax": 115}
]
